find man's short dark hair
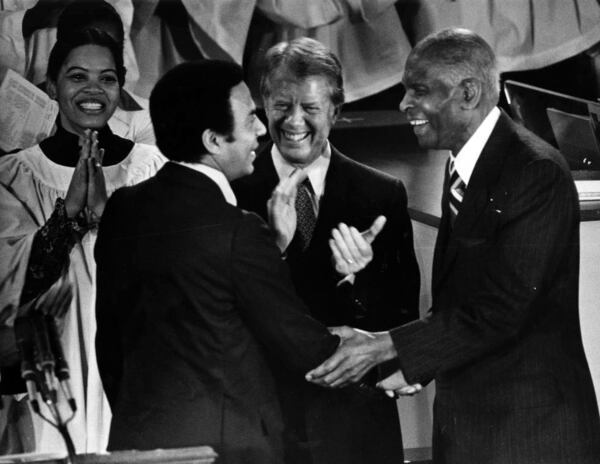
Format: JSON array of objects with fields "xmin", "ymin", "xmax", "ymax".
[
  {"xmin": 260, "ymin": 37, "xmax": 344, "ymax": 107},
  {"xmin": 150, "ymin": 60, "xmax": 244, "ymax": 162},
  {"xmin": 47, "ymin": 28, "xmax": 126, "ymax": 87},
  {"xmin": 57, "ymin": 0, "xmax": 125, "ymax": 45}
]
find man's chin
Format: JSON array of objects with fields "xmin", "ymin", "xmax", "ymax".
[
  {"xmin": 276, "ymin": 146, "xmax": 318, "ymax": 166},
  {"xmin": 414, "ymin": 135, "xmax": 437, "ymax": 151}
]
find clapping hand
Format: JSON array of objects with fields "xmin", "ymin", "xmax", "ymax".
[
  {"xmin": 85, "ymin": 130, "xmax": 107, "ymax": 224},
  {"xmin": 64, "ymin": 133, "xmax": 90, "ymax": 218},
  {"xmin": 267, "ymin": 168, "xmax": 308, "ymax": 252},
  {"xmin": 329, "ymin": 216, "xmax": 386, "ymax": 276},
  {"xmin": 64, "ymin": 130, "xmax": 107, "ymax": 225}
]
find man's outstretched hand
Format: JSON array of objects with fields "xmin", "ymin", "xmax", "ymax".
[{"xmin": 305, "ymin": 326, "xmax": 397, "ymax": 388}]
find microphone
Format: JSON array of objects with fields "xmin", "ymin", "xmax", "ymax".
[
  {"xmin": 46, "ymin": 314, "xmax": 76, "ymax": 412},
  {"xmin": 14, "ymin": 317, "xmax": 41, "ymax": 413},
  {"xmin": 31, "ymin": 312, "xmax": 57, "ymax": 404}
]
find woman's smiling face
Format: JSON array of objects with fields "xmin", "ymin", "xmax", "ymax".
[{"xmin": 48, "ymin": 44, "xmax": 120, "ymax": 136}]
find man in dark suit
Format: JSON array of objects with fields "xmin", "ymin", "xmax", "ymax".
[
  {"xmin": 232, "ymin": 38, "xmax": 420, "ymax": 464},
  {"xmin": 94, "ymin": 60, "xmax": 340, "ymax": 464},
  {"xmin": 307, "ymin": 29, "xmax": 600, "ymax": 463}
]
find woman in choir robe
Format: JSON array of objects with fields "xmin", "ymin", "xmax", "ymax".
[{"xmin": 0, "ymin": 27, "xmax": 165, "ymax": 454}]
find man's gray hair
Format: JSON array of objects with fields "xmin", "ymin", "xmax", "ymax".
[{"xmin": 410, "ymin": 28, "xmax": 500, "ymax": 102}]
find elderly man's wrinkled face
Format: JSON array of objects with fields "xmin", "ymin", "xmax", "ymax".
[
  {"xmin": 399, "ymin": 57, "xmax": 467, "ymax": 153},
  {"xmin": 264, "ymin": 70, "xmax": 339, "ymax": 167}
]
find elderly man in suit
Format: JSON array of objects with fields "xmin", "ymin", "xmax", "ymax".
[
  {"xmin": 307, "ymin": 28, "xmax": 600, "ymax": 464},
  {"xmin": 232, "ymin": 37, "xmax": 420, "ymax": 464},
  {"xmin": 94, "ymin": 60, "xmax": 341, "ymax": 464}
]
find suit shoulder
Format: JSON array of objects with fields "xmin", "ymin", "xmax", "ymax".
[
  {"xmin": 333, "ymin": 150, "xmax": 406, "ymax": 196},
  {"xmin": 510, "ymin": 120, "xmax": 570, "ymax": 173},
  {"xmin": 238, "ymin": 208, "xmax": 269, "ymax": 230},
  {"xmin": 498, "ymin": 121, "xmax": 577, "ymax": 199}
]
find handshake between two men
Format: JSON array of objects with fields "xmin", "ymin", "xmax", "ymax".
[{"xmin": 268, "ymin": 168, "xmax": 422, "ymax": 398}]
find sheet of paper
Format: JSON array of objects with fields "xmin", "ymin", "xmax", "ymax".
[{"xmin": 0, "ymin": 69, "xmax": 58, "ymax": 152}]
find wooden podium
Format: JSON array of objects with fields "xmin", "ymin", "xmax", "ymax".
[{"xmin": 0, "ymin": 446, "xmax": 218, "ymax": 464}]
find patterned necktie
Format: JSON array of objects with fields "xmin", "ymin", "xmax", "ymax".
[
  {"xmin": 295, "ymin": 178, "xmax": 317, "ymax": 251},
  {"xmin": 448, "ymin": 156, "xmax": 466, "ymax": 222}
]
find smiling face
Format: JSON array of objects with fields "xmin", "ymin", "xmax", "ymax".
[
  {"xmin": 217, "ymin": 82, "xmax": 266, "ymax": 181},
  {"xmin": 264, "ymin": 71, "xmax": 339, "ymax": 167},
  {"xmin": 48, "ymin": 44, "xmax": 120, "ymax": 136},
  {"xmin": 399, "ymin": 57, "xmax": 469, "ymax": 154}
]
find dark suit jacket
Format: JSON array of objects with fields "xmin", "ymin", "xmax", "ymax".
[
  {"xmin": 95, "ymin": 163, "xmax": 339, "ymax": 464},
  {"xmin": 392, "ymin": 112, "xmax": 600, "ymax": 464},
  {"xmin": 232, "ymin": 145, "xmax": 420, "ymax": 464}
]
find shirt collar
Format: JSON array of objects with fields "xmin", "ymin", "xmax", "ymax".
[
  {"xmin": 174, "ymin": 161, "xmax": 237, "ymax": 206},
  {"xmin": 453, "ymin": 106, "xmax": 501, "ymax": 186},
  {"xmin": 271, "ymin": 142, "xmax": 331, "ymax": 200}
]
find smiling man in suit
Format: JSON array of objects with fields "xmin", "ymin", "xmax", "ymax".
[
  {"xmin": 232, "ymin": 37, "xmax": 420, "ymax": 464},
  {"xmin": 307, "ymin": 28, "xmax": 600, "ymax": 464},
  {"xmin": 94, "ymin": 60, "xmax": 341, "ymax": 464}
]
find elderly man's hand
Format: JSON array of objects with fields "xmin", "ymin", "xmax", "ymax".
[
  {"xmin": 267, "ymin": 168, "xmax": 308, "ymax": 252},
  {"xmin": 305, "ymin": 326, "xmax": 397, "ymax": 388},
  {"xmin": 329, "ymin": 216, "xmax": 386, "ymax": 276}
]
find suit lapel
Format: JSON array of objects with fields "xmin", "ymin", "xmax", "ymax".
[
  {"xmin": 432, "ymin": 112, "xmax": 513, "ymax": 296},
  {"xmin": 432, "ymin": 159, "xmax": 453, "ymax": 295}
]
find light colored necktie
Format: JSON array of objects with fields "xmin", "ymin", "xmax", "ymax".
[{"xmin": 295, "ymin": 178, "xmax": 317, "ymax": 250}]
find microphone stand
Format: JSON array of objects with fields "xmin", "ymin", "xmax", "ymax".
[{"xmin": 31, "ymin": 311, "xmax": 77, "ymax": 463}]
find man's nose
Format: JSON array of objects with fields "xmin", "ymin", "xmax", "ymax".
[
  {"xmin": 256, "ymin": 118, "xmax": 267, "ymax": 137},
  {"xmin": 285, "ymin": 105, "xmax": 304, "ymax": 125},
  {"xmin": 399, "ymin": 92, "xmax": 412, "ymax": 113}
]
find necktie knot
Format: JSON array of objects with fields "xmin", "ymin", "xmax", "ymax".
[{"xmin": 295, "ymin": 178, "xmax": 317, "ymax": 250}]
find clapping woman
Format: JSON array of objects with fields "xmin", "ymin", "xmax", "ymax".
[{"xmin": 0, "ymin": 28, "xmax": 165, "ymax": 454}]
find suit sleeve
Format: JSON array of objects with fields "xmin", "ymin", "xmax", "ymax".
[
  {"xmin": 352, "ymin": 178, "xmax": 420, "ymax": 330},
  {"xmin": 95, "ymin": 190, "xmax": 129, "ymax": 408},
  {"xmin": 392, "ymin": 159, "xmax": 577, "ymax": 384},
  {"xmin": 230, "ymin": 213, "xmax": 339, "ymax": 375}
]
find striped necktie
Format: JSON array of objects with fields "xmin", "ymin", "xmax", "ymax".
[
  {"xmin": 295, "ymin": 178, "xmax": 317, "ymax": 251},
  {"xmin": 448, "ymin": 156, "xmax": 465, "ymax": 222}
]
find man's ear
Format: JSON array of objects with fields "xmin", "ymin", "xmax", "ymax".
[
  {"xmin": 459, "ymin": 78, "xmax": 482, "ymax": 109},
  {"xmin": 47, "ymin": 80, "xmax": 57, "ymax": 100},
  {"xmin": 201, "ymin": 128, "xmax": 221, "ymax": 155},
  {"xmin": 331, "ymin": 104, "xmax": 342, "ymax": 124}
]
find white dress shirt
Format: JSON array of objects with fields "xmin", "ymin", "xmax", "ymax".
[
  {"xmin": 453, "ymin": 106, "xmax": 501, "ymax": 186},
  {"xmin": 174, "ymin": 161, "xmax": 237, "ymax": 206}
]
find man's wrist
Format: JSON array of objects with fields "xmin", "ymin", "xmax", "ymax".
[{"xmin": 374, "ymin": 331, "xmax": 397, "ymax": 364}]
